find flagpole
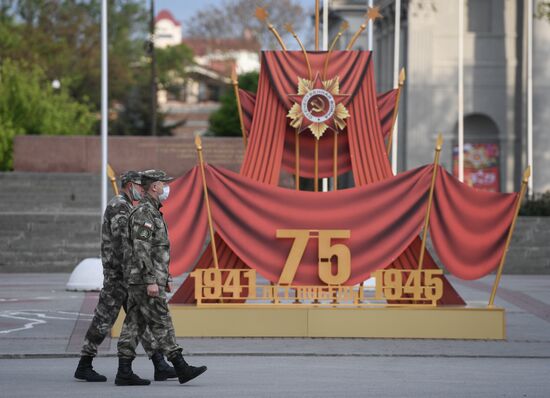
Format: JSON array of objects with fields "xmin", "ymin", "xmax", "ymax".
[
  {"xmin": 360, "ymin": 0, "xmax": 375, "ymax": 300},
  {"xmin": 322, "ymin": 0, "xmax": 329, "ymax": 192},
  {"xmin": 195, "ymin": 136, "xmax": 220, "ymax": 269},
  {"xmin": 458, "ymin": 0, "xmax": 464, "ymax": 182},
  {"xmin": 100, "ymin": 0, "xmax": 108, "ymax": 216},
  {"xmin": 527, "ymin": 0, "xmax": 533, "ymax": 197},
  {"xmin": 367, "ymin": 0, "xmax": 373, "ymax": 51},
  {"xmin": 387, "ymin": 68, "xmax": 405, "ymax": 156},
  {"xmin": 295, "ymin": 129, "xmax": 300, "ymax": 190},
  {"xmin": 323, "ymin": 0, "xmax": 329, "ymax": 51},
  {"xmin": 488, "ymin": 167, "xmax": 530, "ymax": 306},
  {"xmin": 231, "ymin": 66, "xmax": 247, "ymax": 149},
  {"xmin": 418, "ymin": 134, "xmax": 443, "ymax": 271},
  {"xmin": 315, "ymin": 0, "xmax": 320, "ymax": 50},
  {"xmin": 391, "ymin": 0, "xmax": 401, "ymax": 174}
]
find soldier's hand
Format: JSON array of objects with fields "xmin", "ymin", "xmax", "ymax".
[{"xmin": 147, "ymin": 283, "xmax": 159, "ymax": 297}]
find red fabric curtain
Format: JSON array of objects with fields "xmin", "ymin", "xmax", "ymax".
[
  {"xmin": 238, "ymin": 89, "xmax": 255, "ymax": 138},
  {"xmin": 262, "ymin": 51, "xmax": 370, "ymax": 179},
  {"xmin": 162, "ymin": 167, "xmax": 207, "ymax": 276},
  {"xmin": 238, "ymin": 86, "xmax": 398, "ymax": 145},
  {"xmin": 163, "ymin": 164, "xmax": 519, "ymax": 286},
  {"xmin": 430, "ymin": 167, "xmax": 518, "ymax": 280},
  {"xmin": 378, "ymin": 89, "xmax": 398, "ymax": 138},
  {"xmin": 204, "ymin": 164, "xmax": 433, "ymax": 285}
]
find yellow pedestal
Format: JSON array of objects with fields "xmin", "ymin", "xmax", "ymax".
[{"xmin": 112, "ymin": 303, "xmax": 505, "ymax": 340}]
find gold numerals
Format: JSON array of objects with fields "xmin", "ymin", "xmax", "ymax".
[
  {"xmin": 276, "ymin": 229, "xmax": 351, "ymax": 285},
  {"xmin": 191, "ymin": 269, "xmax": 256, "ymax": 302},
  {"xmin": 373, "ymin": 269, "xmax": 444, "ymax": 305}
]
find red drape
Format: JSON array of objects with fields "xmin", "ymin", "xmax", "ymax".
[
  {"xmin": 205, "ymin": 164, "xmax": 432, "ymax": 285},
  {"xmin": 164, "ymin": 164, "xmax": 519, "ymax": 286},
  {"xmin": 238, "ymin": 89, "xmax": 255, "ymax": 138},
  {"xmin": 238, "ymin": 87, "xmax": 398, "ymax": 143},
  {"xmin": 378, "ymin": 88, "xmax": 398, "ymax": 138},
  {"xmin": 430, "ymin": 167, "xmax": 518, "ymax": 280},
  {"xmin": 163, "ymin": 167, "xmax": 207, "ymax": 276}
]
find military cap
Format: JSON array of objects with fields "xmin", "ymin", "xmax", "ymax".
[
  {"xmin": 120, "ymin": 170, "xmax": 142, "ymax": 186},
  {"xmin": 140, "ymin": 169, "xmax": 174, "ymax": 182}
]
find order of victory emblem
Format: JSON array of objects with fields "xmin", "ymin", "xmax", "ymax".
[{"xmin": 287, "ymin": 73, "xmax": 350, "ymax": 139}]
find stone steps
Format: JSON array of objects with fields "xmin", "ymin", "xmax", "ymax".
[{"xmin": 0, "ymin": 173, "xmax": 104, "ymax": 272}]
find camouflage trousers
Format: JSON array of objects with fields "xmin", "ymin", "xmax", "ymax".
[
  {"xmin": 81, "ymin": 279, "xmax": 158, "ymax": 357},
  {"xmin": 117, "ymin": 285, "xmax": 182, "ymax": 361}
]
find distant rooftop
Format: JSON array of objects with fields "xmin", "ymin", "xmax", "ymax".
[
  {"xmin": 155, "ymin": 9, "xmax": 181, "ymax": 26},
  {"xmin": 182, "ymin": 37, "xmax": 261, "ymax": 56}
]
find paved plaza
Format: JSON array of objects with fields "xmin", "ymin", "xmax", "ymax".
[{"xmin": 1, "ymin": 273, "xmax": 550, "ymax": 397}]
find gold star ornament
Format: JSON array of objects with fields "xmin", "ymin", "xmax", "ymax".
[{"xmin": 366, "ymin": 6, "xmax": 382, "ymax": 22}]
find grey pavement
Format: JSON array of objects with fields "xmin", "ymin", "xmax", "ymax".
[{"xmin": 1, "ymin": 273, "xmax": 550, "ymax": 397}]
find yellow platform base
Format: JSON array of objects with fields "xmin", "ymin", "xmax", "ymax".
[{"xmin": 112, "ymin": 304, "xmax": 505, "ymax": 340}]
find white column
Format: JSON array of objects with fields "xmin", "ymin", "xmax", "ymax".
[
  {"xmin": 367, "ymin": 0, "xmax": 374, "ymax": 51},
  {"xmin": 527, "ymin": 0, "xmax": 533, "ymax": 196},
  {"xmin": 391, "ymin": 0, "xmax": 401, "ymax": 175},
  {"xmin": 322, "ymin": 0, "xmax": 329, "ymax": 192},
  {"xmin": 458, "ymin": 0, "xmax": 464, "ymax": 182},
  {"xmin": 101, "ymin": 0, "xmax": 108, "ymax": 214},
  {"xmin": 323, "ymin": 0, "xmax": 329, "ymax": 51}
]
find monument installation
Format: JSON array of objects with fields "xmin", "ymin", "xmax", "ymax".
[{"xmin": 113, "ymin": 3, "xmax": 529, "ymax": 339}]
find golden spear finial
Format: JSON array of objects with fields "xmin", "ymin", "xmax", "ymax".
[
  {"xmin": 346, "ymin": 6, "xmax": 383, "ymax": 50},
  {"xmin": 436, "ymin": 132, "xmax": 443, "ymax": 151},
  {"xmin": 523, "ymin": 166, "xmax": 531, "ymax": 183},
  {"xmin": 194, "ymin": 134, "xmax": 202, "ymax": 150},
  {"xmin": 284, "ymin": 23, "xmax": 312, "ymax": 80},
  {"xmin": 399, "ymin": 67, "xmax": 406, "ymax": 86},
  {"xmin": 107, "ymin": 163, "xmax": 119, "ymax": 196},
  {"xmin": 323, "ymin": 21, "xmax": 349, "ymax": 80},
  {"xmin": 255, "ymin": 7, "xmax": 287, "ymax": 51}
]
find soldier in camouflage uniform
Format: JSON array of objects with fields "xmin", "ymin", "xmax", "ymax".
[
  {"xmin": 116, "ymin": 169, "xmax": 207, "ymax": 386},
  {"xmin": 74, "ymin": 171, "xmax": 176, "ymax": 384}
]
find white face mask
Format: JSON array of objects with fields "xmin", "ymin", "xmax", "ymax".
[
  {"xmin": 130, "ymin": 185, "xmax": 142, "ymax": 201},
  {"xmin": 158, "ymin": 185, "xmax": 170, "ymax": 202}
]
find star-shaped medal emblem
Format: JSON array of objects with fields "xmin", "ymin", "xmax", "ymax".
[{"xmin": 287, "ymin": 73, "xmax": 350, "ymax": 139}]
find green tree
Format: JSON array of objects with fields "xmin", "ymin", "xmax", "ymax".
[
  {"xmin": 156, "ymin": 44, "xmax": 194, "ymax": 90},
  {"xmin": 110, "ymin": 67, "xmax": 171, "ymax": 136},
  {"xmin": 0, "ymin": 60, "xmax": 95, "ymax": 170},
  {"xmin": 209, "ymin": 71, "xmax": 259, "ymax": 137},
  {"xmin": 0, "ymin": 1, "xmax": 151, "ymax": 129}
]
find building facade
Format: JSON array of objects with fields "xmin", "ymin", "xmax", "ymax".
[
  {"xmin": 155, "ymin": 10, "xmax": 182, "ymax": 48},
  {"xmin": 328, "ymin": 0, "xmax": 550, "ymax": 193}
]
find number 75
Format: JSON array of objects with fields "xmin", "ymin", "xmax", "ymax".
[{"xmin": 276, "ymin": 229, "xmax": 351, "ymax": 285}]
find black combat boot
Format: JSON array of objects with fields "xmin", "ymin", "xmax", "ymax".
[
  {"xmin": 114, "ymin": 357, "xmax": 151, "ymax": 386},
  {"xmin": 74, "ymin": 355, "xmax": 107, "ymax": 382},
  {"xmin": 169, "ymin": 354, "xmax": 207, "ymax": 384},
  {"xmin": 151, "ymin": 351, "xmax": 177, "ymax": 381}
]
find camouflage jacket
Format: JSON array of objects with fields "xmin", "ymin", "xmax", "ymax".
[
  {"xmin": 101, "ymin": 193, "xmax": 133, "ymax": 281},
  {"xmin": 127, "ymin": 193, "xmax": 172, "ymax": 286}
]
